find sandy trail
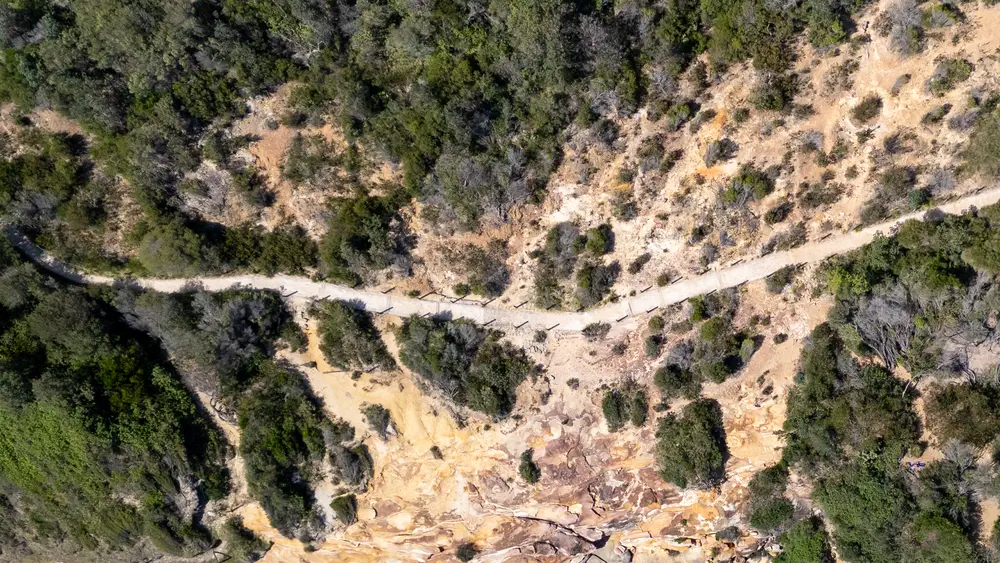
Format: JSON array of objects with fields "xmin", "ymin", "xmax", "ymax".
[{"xmin": 8, "ymin": 186, "xmax": 999, "ymax": 331}]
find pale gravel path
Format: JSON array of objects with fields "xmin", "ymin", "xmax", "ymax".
[{"xmin": 8, "ymin": 186, "xmax": 1000, "ymax": 332}]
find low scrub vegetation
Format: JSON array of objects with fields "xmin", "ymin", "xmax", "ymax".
[
  {"xmin": 397, "ymin": 317, "xmax": 533, "ymax": 418},
  {"xmin": 601, "ymin": 379, "xmax": 649, "ymax": 432}
]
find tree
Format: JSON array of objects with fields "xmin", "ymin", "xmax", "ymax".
[
  {"xmin": 137, "ymin": 218, "xmax": 208, "ymax": 277},
  {"xmin": 655, "ymin": 399, "xmax": 728, "ymax": 488},
  {"xmin": 776, "ymin": 517, "xmax": 833, "ymax": 563},
  {"xmin": 314, "ymin": 300, "xmax": 395, "ymax": 372},
  {"xmin": 519, "ymin": 449, "xmax": 541, "ymax": 484},
  {"xmin": 601, "ymin": 379, "xmax": 648, "ymax": 432}
]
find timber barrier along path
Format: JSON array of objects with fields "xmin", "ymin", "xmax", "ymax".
[{"xmin": 8, "ymin": 185, "xmax": 1000, "ymax": 332}]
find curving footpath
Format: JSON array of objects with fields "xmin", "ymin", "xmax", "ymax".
[{"xmin": 8, "ymin": 186, "xmax": 1000, "ymax": 332}]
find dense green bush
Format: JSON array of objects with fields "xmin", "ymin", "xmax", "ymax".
[
  {"xmin": 238, "ymin": 362, "xmax": 331, "ymax": 537},
  {"xmin": 775, "ymin": 517, "xmax": 833, "ymax": 563},
  {"xmin": 363, "ymin": 404, "xmax": 392, "ymax": 440},
  {"xmin": 0, "ymin": 240, "xmax": 230, "ymax": 558},
  {"xmin": 746, "ymin": 465, "xmax": 793, "ymax": 531},
  {"xmin": 313, "ymin": 300, "xmax": 396, "ymax": 372},
  {"xmin": 850, "ymin": 94, "xmax": 883, "ymax": 123},
  {"xmin": 721, "ymin": 164, "xmax": 773, "ymax": 206},
  {"xmin": 320, "ymin": 190, "xmax": 411, "ymax": 285},
  {"xmin": 397, "ymin": 317, "xmax": 532, "ymax": 417},
  {"xmin": 925, "ymin": 384, "xmax": 1000, "ymax": 447},
  {"xmin": 654, "ymin": 364, "xmax": 702, "ymax": 403},
  {"xmin": 330, "ymin": 494, "xmax": 358, "ymax": 525},
  {"xmin": 655, "ymin": 398, "xmax": 728, "ymax": 488},
  {"xmin": 519, "ymin": 449, "xmax": 541, "ymax": 484},
  {"xmin": 928, "ymin": 58, "xmax": 973, "ymax": 95},
  {"xmin": 766, "ymin": 265, "xmax": 798, "ymax": 294},
  {"xmin": 219, "ymin": 516, "xmax": 269, "ymax": 563},
  {"xmin": 601, "ymin": 379, "xmax": 648, "ymax": 432}
]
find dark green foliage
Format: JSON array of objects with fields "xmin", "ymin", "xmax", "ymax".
[
  {"xmin": 925, "ymin": 384, "xmax": 1000, "ymax": 447},
  {"xmin": 721, "ymin": 164, "xmax": 773, "ymax": 206},
  {"xmin": 928, "ymin": 58, "xmax": 973, "ymax": 96},
  {"xmin": 747, "ymin": 465, "xmax": 793, "ymax": 531},
  {"xmin": 533, "ymin": 222, "xmax": 582, "ymax": 309},
  {"xmin": 583, "ymin": 224, "xmax": 614, "ymax": 255},
  {"xmin": 654, "ymin": 364, "xmax": 702, "ymax": 403},
  {"xmin": 0, "ymin": 242, "xmax": 230, "ymax": 558},
  {"xmin": 519, "ymin": 449, "xmax": 541, "ymax": 484},
  {"xmin": 313, "ymin": 300, "xmax": 395, "ymax": 372},
  {"xmin": 693, "ymin": 317, "xmax": 743, "ymax": 383},
  {"xmin": 137, "ymin": 218, "xmax": 209, "ymax": 277},
  {"xmin": 238, "ymin": 362, "xmax": 330, "ymax": 537},
  {"xmin": 223, "ymin": 223, "xmax": 318, "ymax": 275},
  {"xmin": 901, "ymin": 511, "xmax": 975, "ymax": 563},
  {"xmin": 330, "ymin": 494, "xmax": 357, "ymax": 525},
  {"xmin": 627, "ymin": 252, "xmax": 652, "ymax": 274},
  {"xmin": 961, "ymin": 110, "xmax": 1000, "ymax": 177},
  {"xmin": 776, "ymin": 207, "xmax": 1000, "ymax": 562},
  {"xmin": 220, "ymin": 516, "xmax": 269, "ymax": 563},
  {"xmin": 601, "ymin": 379, "xmax": 648, "ymax": 432},
  {"xmin": 766, "ymin": 265, "xmax": 798, "ymax": 294},
  {"xmin": 750, "ymin": 73, "xmax": 799, "ymax": 111},
  {"xmin": 813, "ymin": 463, "xmax": 913, "ymax": 562},
  {"xmin": 664, "ymin": 102, "xmax": 695, "ymax": 131},
  {"xmin": 783, "ymin": 324, "xmax": 920, "ymax": 469},
  {"xmin": 397, "ymin": 317, "xmax": 532, "ymax": 417},
  {"xmin": 445, "ymin": 240, "xmax": 510, "ymax": 298},
  {"xmin": 456, "ymin": 541, "xmax": 479, "ymax": 562},
  {"xmin": 655, "ymin": 399, "xmax": 728, "ymax": 489},
  {"xmin": 851, "ymin": 94, "xmax": 883, "ymax": 123},
  {"xmin": 319, "ymin": 190, "xmax": 411, "ymax": 285},
  {"xmin": 363, "ymin": 404, "xmax": 392, "ymax": 440},
  {"xmin": 775, "ymin": 517, "xmax": 833, "ymax": 563},
  {"xmin": 704, "ymin": 138, "xmax": 737, "ymax": 167},
  {"xmin": 921, "ymin": 104, "xmax": 952, "ymax": 126},
  {"xmin": 765, "ymin": 201, "xmax": 794, "ymax": 225},
  {"xmin": 583, "ymin": 322, "xmax": 611, "ymax": 341},
  {"xmin": 575, "ymin": 260, "xmax": 619, "ymax": 308}
]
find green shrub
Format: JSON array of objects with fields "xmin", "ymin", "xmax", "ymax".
[
  {"xmin": 766, "ymin": 265, "xmax": 798, "ymax": 294},
  {"xmin": 721, "ymin": 164, "xmax": 774, "ymax": 205},
  {"xmin": 219, "ymin": 516, "xmax": 269, "ymax": 563},
  {"xmin": 583, "ymin": 322, "xmax": 611, "ymax": 341},
  {"xmin": 921, "ymin": 103, "xmax": 952, "ymax": 126},
  {"xmin": 320, "ymin": 191, "xmax": 410, "ymax": 286},
  {"xmin": 654, "ymin": 364, "xmax": 702, "ymax": 402},
  {"xmin": 665, "ymin": 102, "xmax": 695, "ymax": 131},
  {"xmin": 655, "ymin": 398, "xmax": 728, "ymax": 488},
  {"xmin": 928, "ymin": 58, "xmax": 973, "ymax": 95},
  {"xmin": 397, "ymin": 317, "xmax": 532, "ymax": 417},
  {"xmin": 925, "ymin": 384, "xmax": 1000, "ymax": 447},
  {"xmin": 775, "ymin": 517, "xmax": 833, "ymax": 563},
  {"xmin": 765, "ymin": 201, "xmax": 794, "ymax": 224},
  {"xmin": 519, "ymin": 449, "xmax": 541, "ymax": 484},
  {"xmin": 314, "ymin": 301, "xmax": 396, "ymax": 372},
  {"xmin": 583, "ymin": 224, "xmax": 613, "ymax": 255},
  {"xmin": 747, "ymin": 465, "xmax": 793, "ymax": 530},
  {"xmin": 851, "ymin": 94, "xmax": 882, "ymax": 123},
  {"xmin": 627, "ymin": 252, "xmax": 652, "ymax": 274},
  {"xmin": 330, "ymin": 494, "xmax": 358, "ymax": 525},
  {"xmin": 363, "ymin": 404, "xmax": 392, "ymax": 440},
  {"xmin": 601, "ymin": 379, "xmax": 648, "ymax": 431},
  {"xmin": 456, "ymin": 542, "xmax": 479, "ymax": 562}
]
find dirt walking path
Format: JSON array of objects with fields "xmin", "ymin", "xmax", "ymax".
[{"xmin": 8, "ymin": 186, "xmax": 999, "ymax": 332}]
